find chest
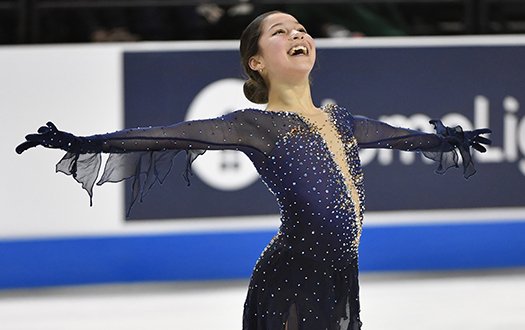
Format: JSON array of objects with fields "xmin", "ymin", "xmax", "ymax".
[{"xmin": 256, "ymin": 107, "xmax": 360, "ymax": 191}]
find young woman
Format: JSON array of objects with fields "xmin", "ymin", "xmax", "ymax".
[{"xmin": 17, "ymin": 11, "xmax": 490, "ymax": 330}]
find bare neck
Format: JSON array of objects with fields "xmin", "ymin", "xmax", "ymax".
[{"xmin": 266, "ymin": 80, "xmax": 319, "ymax": 115}]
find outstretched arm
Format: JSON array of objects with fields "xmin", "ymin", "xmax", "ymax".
[
  {"xmin": 16, "ymin": 111, "xmax": 267, "ymax": 155},
  {"xmin": 352, "ymin": 116, "xmax": 491, "ymax": 178},
  {"xmin": 15, "ymin": 110, "xmax": 269, "ymax": 209}
]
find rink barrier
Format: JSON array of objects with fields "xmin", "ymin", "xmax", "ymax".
[{"xmin": 1, "ymin": 221, "xmax": 524, "ymax": 289}]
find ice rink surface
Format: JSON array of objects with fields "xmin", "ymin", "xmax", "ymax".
[{"xmin": 0, "ymin": 269, "xmax": 523, "ymax": 330}]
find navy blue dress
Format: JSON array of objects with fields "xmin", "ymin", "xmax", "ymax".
[{"xmin": 48, "ymin": 104, "xmax": 478, "ymax": 330}]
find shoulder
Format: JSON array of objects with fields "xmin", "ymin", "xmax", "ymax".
[
  {"xmin": 213, "ymin": 108, "xmax": 263, "ymax": 123},
  {"xmin": 325, "ymin": 104, "xmax": 358, "ymax": 123},
  {"xmin": 222, "ymin": 108, "xmax": 268, "ymax": 119},
  {"xmin": 225, "ymin": 108, "xmax": 300, "ymax": 122},
  {"xmin": 220, "ymin": 109, "xmax": 297, "ymax": 130}
]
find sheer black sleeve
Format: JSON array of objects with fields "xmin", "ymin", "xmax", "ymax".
[
  {"xmin": 351, "ymin": 116, "xmax": 491, "ymax": 179},
  {"xmin": 53, "ymin": 109, "xmax": 274, "ymax": 209}
]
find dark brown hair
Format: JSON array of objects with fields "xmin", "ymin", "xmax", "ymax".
[{"xmin": 239, "ymin": 11, "xmax": 281, "ymax": 104}]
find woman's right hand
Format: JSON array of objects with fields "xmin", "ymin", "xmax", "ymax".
[{"xmin": 16, "ymin": 122, "xmax": 80, "ymax": 154}]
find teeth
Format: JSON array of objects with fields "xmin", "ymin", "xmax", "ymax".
[{"xmin": 289, "ymin": 46, "xmax": 308, "ymax": 56}]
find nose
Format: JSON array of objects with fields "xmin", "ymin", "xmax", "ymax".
[{"xmin": 290, "ymin": 30, "xmax": 304, "ymax": 40}]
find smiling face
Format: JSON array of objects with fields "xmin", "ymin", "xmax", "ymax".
[{"xmin": 249, "ymin": 13, "xmax": 316, "ymax": 86}]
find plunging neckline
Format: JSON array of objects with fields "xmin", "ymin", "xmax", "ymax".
[{"xmin": 252, "ymin": 106, "xmax": 363, "ymax": 226}]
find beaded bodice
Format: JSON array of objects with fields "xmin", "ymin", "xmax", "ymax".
[{"xmin": 249, "ymin": 105, "xmax": 365, "ymax": 269}]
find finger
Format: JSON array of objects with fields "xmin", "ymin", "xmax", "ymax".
[
  {"xmin": 474, "ymin": 136, "xmax": 492, "ymax": 145},
  {"xmin": 25, "ymin": 133, "xmax": 45, "ymax": 142},
  {"xmin": 46, "ymin": 122, "xmax": 58, "ymax": 131},
  {"xmin": 471, "ymin": 143, "xmax": 487, "ymax": 153},
  {"xmin": 15, "ymin": 141, "xmax": 40, "ymax": 154},
  {"xmin": 429, "ymin": 119, "xmax": 440, "ymax": 127},
  {"xmin": 472, "ymin": 128, "xmax": 492, "ymax": 135},
  {"xmin": 429, "ymin": 119, "xmax": 446, "ymax": 134},
  {"xmin": 38, "ymin": 126, "xmax": 51, "ymax": 134}
]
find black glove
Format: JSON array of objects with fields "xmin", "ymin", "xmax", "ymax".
[
  {"xmin": 429, "ymin": 119, "xmax": 492, "ymax": 153},
  {"xmin": 16, "ymin": 122, "xmax": 82, "ymax": 154}
]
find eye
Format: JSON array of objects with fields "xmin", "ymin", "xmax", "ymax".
[{"xmin": 272, "ymin": 29, "xmax": 286, "ymax": 36}]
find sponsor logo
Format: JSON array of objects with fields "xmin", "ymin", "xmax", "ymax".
[{"xmin": 185, "ymin": 78, "xmax": 263, "ymax": 190}]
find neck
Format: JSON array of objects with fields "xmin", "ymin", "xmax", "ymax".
[{"xmin": 266, "ymin": 79, "xmax": 318, "ymax": 114}]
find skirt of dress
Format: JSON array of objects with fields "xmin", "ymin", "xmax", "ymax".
[{"xmin": 242, "ymin": 244, "xmax": 362, "ymax": 330}]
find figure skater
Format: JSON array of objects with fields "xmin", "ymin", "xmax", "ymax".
[{"xmin": 16, "ymin": 11, "xmax": 491, "ymax": 330}]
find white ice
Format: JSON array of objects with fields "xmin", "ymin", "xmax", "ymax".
[{"xmin": 0, "ymin": 270, "xmax": 523, "ymax": 330}]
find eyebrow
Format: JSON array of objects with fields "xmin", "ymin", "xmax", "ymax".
[{"xmin": 267, "ymin": 21, "xmax": 301, "ymax": 31}]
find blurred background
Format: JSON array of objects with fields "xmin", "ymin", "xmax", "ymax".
[
  {"xmin": 1, "ymin": 0, "xmax": 525, "ymax": 329},
  {"xmin": 1, "ymin": 0, "xmax": 525, "ymax": 44}
]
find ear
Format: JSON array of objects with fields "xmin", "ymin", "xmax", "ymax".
[{"xmin": 248, "ymin": 55, "xmax": 264, "ymax": 72}]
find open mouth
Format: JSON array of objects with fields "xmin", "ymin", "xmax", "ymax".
[{"xmin": 288, "ymin": 45, "xmax": 308, "ymax": 56}]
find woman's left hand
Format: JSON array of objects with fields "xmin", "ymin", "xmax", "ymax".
[{"xmin": 429, "ymin": 119, "xmax": 492, "ymax": 152}]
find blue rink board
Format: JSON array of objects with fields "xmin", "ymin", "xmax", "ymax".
[{"xmin": 1, "ymin": 221, "xmax": 524, "ymax": 289}]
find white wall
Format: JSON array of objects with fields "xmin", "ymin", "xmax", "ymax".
[{"xmin": 1, "ymin": 44, "xmax": 123, "ymax": 238}]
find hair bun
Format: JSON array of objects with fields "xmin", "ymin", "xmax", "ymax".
[{"xmin": 243, "ymin": 78, "xmax": 268, "ymax": 104}]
